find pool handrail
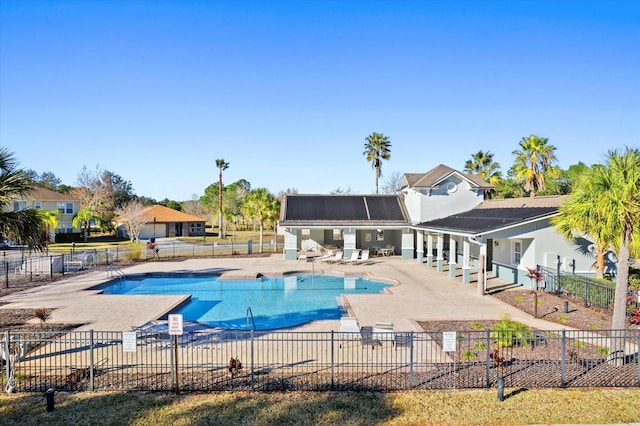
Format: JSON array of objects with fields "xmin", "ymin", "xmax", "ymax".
[{"xmin": 246, "ymin": 307, "xmax": 256, "ymax": 331}]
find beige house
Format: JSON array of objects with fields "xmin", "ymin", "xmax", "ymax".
[
  {"xmin": 8, "ymin": 187, "xmax": 82, "ymax": 240},
  {"xmin": 118, "ymin": 204, "xmax": 206, "ymax": 240}
]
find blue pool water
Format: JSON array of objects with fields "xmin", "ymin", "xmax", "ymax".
[{"xmin": 99, "ymin": 274, "xmax": 390, "ymax": 329}]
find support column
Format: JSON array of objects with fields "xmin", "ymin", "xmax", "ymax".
[
  {"xmin": 284, "ymin": 228, "xmax": 298, "ymax": 260},
  {"xmin": 402, "ymin": 228, "xmax": 415, "ymax": 259},
  {"xmin": 436, "ymin": 233, "xmax": 444, "ymax": 272},
  {"xmin": 448, "ymin": 237, "xmax": 457, "ymax": 278},
  {"xmin": 477, "ymin": 244, "xmax": 486, "ymax": 296},
  {"xmin": 416, "ymin": 231, "xmax": 424, "ymax": 263},
  {"xmin": 426, "ymin": 234, "xmax": 433, "ymax": 268},
  {"xmin": 462, "ymin": 239, "xmax": 470, "ymax": 284}
]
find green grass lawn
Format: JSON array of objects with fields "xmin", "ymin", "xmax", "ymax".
[{"xmin": 2, "ymin": 388, "xmax": 640, "ymax": 425}]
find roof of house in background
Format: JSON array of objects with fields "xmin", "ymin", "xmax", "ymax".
[
  {"xmin": 142, "ymin": 205, "xmax": 205, "ymax": 223},
  {"xmin": 414, "ymin": 195, "xmax": 570, "ymax": 236},
  {"xmin": 402, "ymin": 164, "xmax": 493, "ymax": 189},
  {"xmin": 26, "ymin": 187, "xmax": 80, "ymax": 202},
  {"xmin": 279, "ymin": 194, "xmax": 410, "ymax": 226}
]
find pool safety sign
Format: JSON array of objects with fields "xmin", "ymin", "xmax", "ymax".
[
  {"xmin": 168, "ymin": 314, "xmax": 184, "ymax": 335},
  {"xmin": 442, "ymin": 331, "xmax": 457, "ymax": 352}
]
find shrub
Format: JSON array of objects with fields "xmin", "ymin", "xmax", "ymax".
[
  {"xmin": 471, "ymin": 322, "xmax": 485, "ymax": 330},
  {"xmin": 597, "ymin": 346, "xmax": 609, "ymax": 357},
  {"xmin": 628, "ymin": 309, "xmax": 640, "ymax": 325},
  {"xmin": 127, "ymin": 243, "xmax": 144, "ymax": 262},
  {"xmin": 515, "ymin": 296, "xmax": 525, "ymax": 303},
  {"xmin": 490, "ymin": 316, "xmax": 534, "ymax": 348},
  {"xmin": 34, "ymin": 307, "xmax": 50, "ymax": 323},
  {"xmin": 461, "ymin": 350, "xmax": 477, "ymax": 360},
  {"xmin": 557, "ymin": 315, "xmax": 569, "ymax": 323},
  {"xmin": 473, "ymin": 342, "xmax": 486, "ymax": 351}
]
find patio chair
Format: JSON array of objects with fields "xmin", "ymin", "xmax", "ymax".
[
  {"xmin": 372, "ymin": 314, "xmax": 395, "ymax": 342},
  {"xmin": 320, "ymin": 251, "xmax": 343, "ymax": 264},
  {"xmin": 360, "ymin": 326, "xmax": 381, "ymax": 349},
  {"xmin": 342, "ymin": 249, "xmax": 361, "ymax": 264},
  {"xmin": 357, "ymin": 249, "xmax": 371, "ymax": 265},
  {"xmin": 338, "ymin": 316, "xmax": 361, "ymax": 348}
]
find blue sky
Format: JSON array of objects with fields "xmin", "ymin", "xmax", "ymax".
[{"xmin": 1, "ymin": 0, "xmax": 638, "ymax": 201}]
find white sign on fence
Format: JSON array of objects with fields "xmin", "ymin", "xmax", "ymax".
[
  {"xmin": 122, "ymin": 331, "xmax": 137, "ymax": 352},
  {"xmin": 168, "ymin": 314, "xmax": 183, "ymax": 335},
  {"xmin": 442, "ymin": 331, "xmax": 457, "ymax": 352}
]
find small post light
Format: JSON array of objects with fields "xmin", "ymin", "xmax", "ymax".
[{"xmin": 45, "ymin": 388, "xmax": 55, "ymax": 412}]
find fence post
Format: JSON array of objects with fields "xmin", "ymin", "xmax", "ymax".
[
  {"xmin": 330, "ymin": 331, "xmax": 335, "ymax": 390},
  {"xmin": 561, "ymin": 329, "xmax": 566, "ymax": 387},
  {"xmin": 585, "ymin": 277, "xmax": 590, "ymax": 308},
  {"xmin": 4, "ymin": 261, "xmax": 7, "ymax": 289},
  {"xmin": 89, "ymin": 330, "xmax": 94, "ymax": 391},
  {"xmin": 486, "ymin": 329, "xmax": 491, "ymax": 388},
  {"xmin": 250, "ymin": 330, "xmax": 255, "ymax": 390},
  {"xmin": 637, "ymin": 328, "xmax": 640, "ymax": 386},
  {"xmin": 409, "ymin": 331, "xmax": 414, "ymax": 388},
  {"xmin": 61, "ymin": 254, "xmax": 65, "ymax": 276},
  {"xmin": 4, "ymin": 330, "xmax": 9, "ymax": 384}
]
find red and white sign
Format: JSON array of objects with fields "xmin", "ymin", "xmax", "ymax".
[{"xmin": 168, "ymin": 314, "xmax": 183, "ymax": 335}]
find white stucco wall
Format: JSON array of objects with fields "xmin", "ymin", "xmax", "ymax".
[{"xmin": 404, "ymin": 176, "xmax": 485, "ymax": 224}]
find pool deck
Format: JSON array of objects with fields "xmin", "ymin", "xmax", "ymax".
[{"xmin": 0, "ymin": 255, "xmax": 573, "ymax": 332}]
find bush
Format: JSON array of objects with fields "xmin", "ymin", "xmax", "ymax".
[
  {"xmin": 34, "ymin": 307, "xmax": 50, "ymax": 323},
  {"xmin": 127, "ymin": 243, "xmax": 144, "ymax": 262},
  {"xmin": 490, "ymin": 316, "xmax": 534, "ymax": 348}
]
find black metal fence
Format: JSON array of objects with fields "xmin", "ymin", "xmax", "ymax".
[
  {"xmin": 538, "ymin": 266, "xmax": 616, "ymax": 312},
  {"xmin": 2, "ymin": 328, "xmax": 638, "ymax": 393},
  {"xmin": 1, "ymin": 240, "xmax": 279, "ymax": 289}
]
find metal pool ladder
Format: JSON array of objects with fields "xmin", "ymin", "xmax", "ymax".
[
  {"xmin": 107, "ymin": 266, "xmax": 126, "ymax": 282},
  {"xmin": 246, "ymin": 307, "xmax": 256, "ymax": 330}
]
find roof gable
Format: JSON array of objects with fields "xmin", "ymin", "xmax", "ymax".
[
  {"xmin": 26, "ymin": 187, "xmax": 80, "ymax": 202},
  {"xmin": 403, "ymin": 164, "xmax": 492, "ymax": 190}
]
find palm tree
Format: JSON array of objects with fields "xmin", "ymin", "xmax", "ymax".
[
  {"xmin": 590, "ymin": 148, "xmax": 640, "ymax": 337},
  {"xmin": 463, "ymin": 150, "xmax": 502, "ymax": 186},
  {"xmin": 215, "ymin": 159, "xmax": 229, "ymax": 239},
  {"xmin": 363, "ymin": 132, "xmax": 392, "ymax": 194},
  {"xmin": 72, "ymin": 208, "xmax": 95, "ymax": 242},
  {"xmin": 552, "ymin": 169, "xmax": 617, "ymax": 278},
  {"xmin": 512, "ymin": 135, "xmax": 558, "ymax": 197},
  {"xmin": 39, "ymin": 210, "xmax": 59, "ymax": 244},
  {"xmin": 241, "ymin": 188, "xmax": 279, "ymax": 253},
  {"xmin": 0, "ymin": 148, "xmax": 44, "ymax": 250}
]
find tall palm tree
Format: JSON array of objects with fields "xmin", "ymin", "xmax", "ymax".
[
  {"xmin": 552, "ymin": 169, "xmax": 617, "ymax": 278},
  {"xmin": 512, "ymin": 135, "xmax": 558, "ymax": 197},
  {"xmin": 363, "ymin": 132, "xmax": 392, "ymax": 194},
  {"xmin": 0, "ymin": 148, "xmax": 44, "ymax": 250},
  {"xmin": 463, "ymin": 150, "xmax": 502, "ymax": 186},
  {"xmin": 590, "ymin": 148, "xmax": 640, "ymax": 337},
  {"xmin": 215, "ymin": 159, "xmax": 230, "ymax": 239}
]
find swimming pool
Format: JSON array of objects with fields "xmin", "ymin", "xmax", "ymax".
[{"xmin": 99, "ymin": 274, "xmax": 390, "ymax": 329}]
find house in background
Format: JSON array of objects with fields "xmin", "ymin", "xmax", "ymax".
[
  {"xmin": 7, "ymin": 187, "xmax": 82, "ymax": 241},
  {"xmin": 117, "ymin": 204, "xmax": 206, "ymax": 240}
]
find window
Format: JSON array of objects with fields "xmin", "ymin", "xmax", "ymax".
[
  {"xmin": 57, "ymin": 203, "xmax": 74, "ymax": 214},
  {"xmin": 58, "ymin": 223, "xmax": 73, "ymax": 233},
  {"xmin": 35, "ymin": 202, "xmax": 42, "ymax": 209},
  {"xmin": 332, "ymin": 229, "xmax": 342, "ymax": 240},
  {"xmin": 189, "ymin": 223, "xmax": 203, "ymax": 233},
  {"xmin": 512, "ymin": 240, "xmax": 522, "ymax": 265},
  {"xmin": 301, "ymin": 229, "xmax": 310, "ymax": 240},
  {"xmin": 376, "ymin": 230, "xmax": 384, "ymax": 241},
  {"xmin": 13, "ymin": 201, "xmax": 25, "ymax": 211}
]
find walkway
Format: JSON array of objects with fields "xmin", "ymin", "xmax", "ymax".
[{"xmin": 0, "ymin": 255, "xmax": 572, "ymax": 332}]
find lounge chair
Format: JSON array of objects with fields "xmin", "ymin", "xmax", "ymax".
[
  {"xmin": 357, "ymin": 250, "xmax": 371, "ymax": 265},
  {"xmin": 342, "ymin": 250, "xmax": 361, "ymax": 264},
  {"xmin": 339, "ymin": 316, "xmax": 360, "ymax": 334},
  {"xmin": 372, "ymin": 314, "xmax": 395, "ymax": 342},
  {"xmin": 320, "ymin": 251, "xmax": 343, "ymax": 264},
  {"xmin": 360, "ymin": 326, "xmax": 381, "ymax": 349}
]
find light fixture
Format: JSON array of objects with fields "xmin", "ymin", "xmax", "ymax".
[{"xmin": 494, "ymin": 241, "xmax": 499, "ymax": 247}]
